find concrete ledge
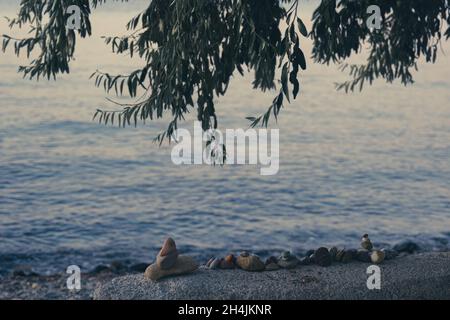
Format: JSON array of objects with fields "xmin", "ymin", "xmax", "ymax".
[{"xmin": 94, "ymin": 252, "xmax": 450, "ymax": 300}]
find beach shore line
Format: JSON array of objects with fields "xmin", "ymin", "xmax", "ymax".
[
  {"xmin": 1, "ymin": 251, "xmax": 448, "ymax": 300},
  {"xmin": 94, "ymin": 252, "xmax": 450, "ymax": 300}
]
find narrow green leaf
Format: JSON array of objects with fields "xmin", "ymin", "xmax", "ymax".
[{"xmin": 297, "ymin": 18, "xmax": 308, "ymax": 37}]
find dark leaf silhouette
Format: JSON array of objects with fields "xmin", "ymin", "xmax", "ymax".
[{"xmin": 2, "ymin": 0, "xmax": 449, "ymax": 140}]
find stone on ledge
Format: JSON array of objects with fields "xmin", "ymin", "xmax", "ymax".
[
  {"xmin": 95, "ymin": 253, "xmax": 450, "ymax": 300},
  {"xmin": 145, "ymin": 255, "xmax": 198, "ymax": 281},
  {"xmin": 236, "ymin": 253, "xmax": 265, "ymax": 272}
]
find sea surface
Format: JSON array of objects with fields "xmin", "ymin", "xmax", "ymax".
[{"xmin": 0, "ymin": 1, "xmax": 449, "ymax": 275}]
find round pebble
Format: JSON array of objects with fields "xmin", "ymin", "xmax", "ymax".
[
  {"xmin": 341, "ymin": 250, "xmax": 354, "ymax": 263},
  {"xmin": 314, "ymin": 247, "xmax": 332, "ymax": 267},
  {"xmin": 371, "ymin": 250, "xmax": 385, "ymax": 264},
  {"xmin": 236, "ymin": 254, "xmax": 265, "ymax": 272},
  {"xmin": 277, "ymin": 251, "xmax": 299, "ymax": 269},
  {"xmin": 356, "ymin": 249, "xmax": 371, "ymax": 262},
  {"xmin": 361, "ymin": 234, "xmax": 373, "ymax": 251}
]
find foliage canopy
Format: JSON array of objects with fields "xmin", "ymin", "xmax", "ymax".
[{"xmin": 3, "ymin": 0, "xmax": 450, "ymax": 142}]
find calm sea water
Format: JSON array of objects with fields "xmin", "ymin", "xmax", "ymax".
[{"xmin": 1, "ymin": 2, "xmax": 449, "ymax": 275}]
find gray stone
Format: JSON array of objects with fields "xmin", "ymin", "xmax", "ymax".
[
  {"xmin": 356, "ymin": 249, "xmax": 371, "ymax": 263},
  {"xmin": 314, "ymin": 247, "xmax": 332, "ymax": 267},
  {"xmin": 393, "ymin": 241, "xmax": 420, "ymax": 254},
  {"xmin": 277, "ymin": 258, "xmax": 298, "ymax": 269},
  {"xmin": 341, "ymin": 250, "xmax": 354, "ymax": 263},
  {"xmin": 277, "ymin": 251, "xmax": 299, "ymax": 269},
  {"xmin": 381, "ymin": 248, "xmax": 398, "ymax": 260},
  {"xmin": 361, "ymin": 234, "xmax": 373, "ymax": 251}
]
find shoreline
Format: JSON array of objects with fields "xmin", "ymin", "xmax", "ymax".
[
  {"xmin": 1, "ymin": 251, "xmax": 448, "ymax": 300},
  {"xmin": 95, "ymin": 252, "xmax": 450, "ymax": 300}
]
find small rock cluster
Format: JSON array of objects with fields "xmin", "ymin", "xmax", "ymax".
[
  {"xmin": 144, "ymin": 235, "xmax": 401, "ymax": 280},
  {"xmin": 204, "ymin": 234, "xmax": 399, "ymax": 272}
]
